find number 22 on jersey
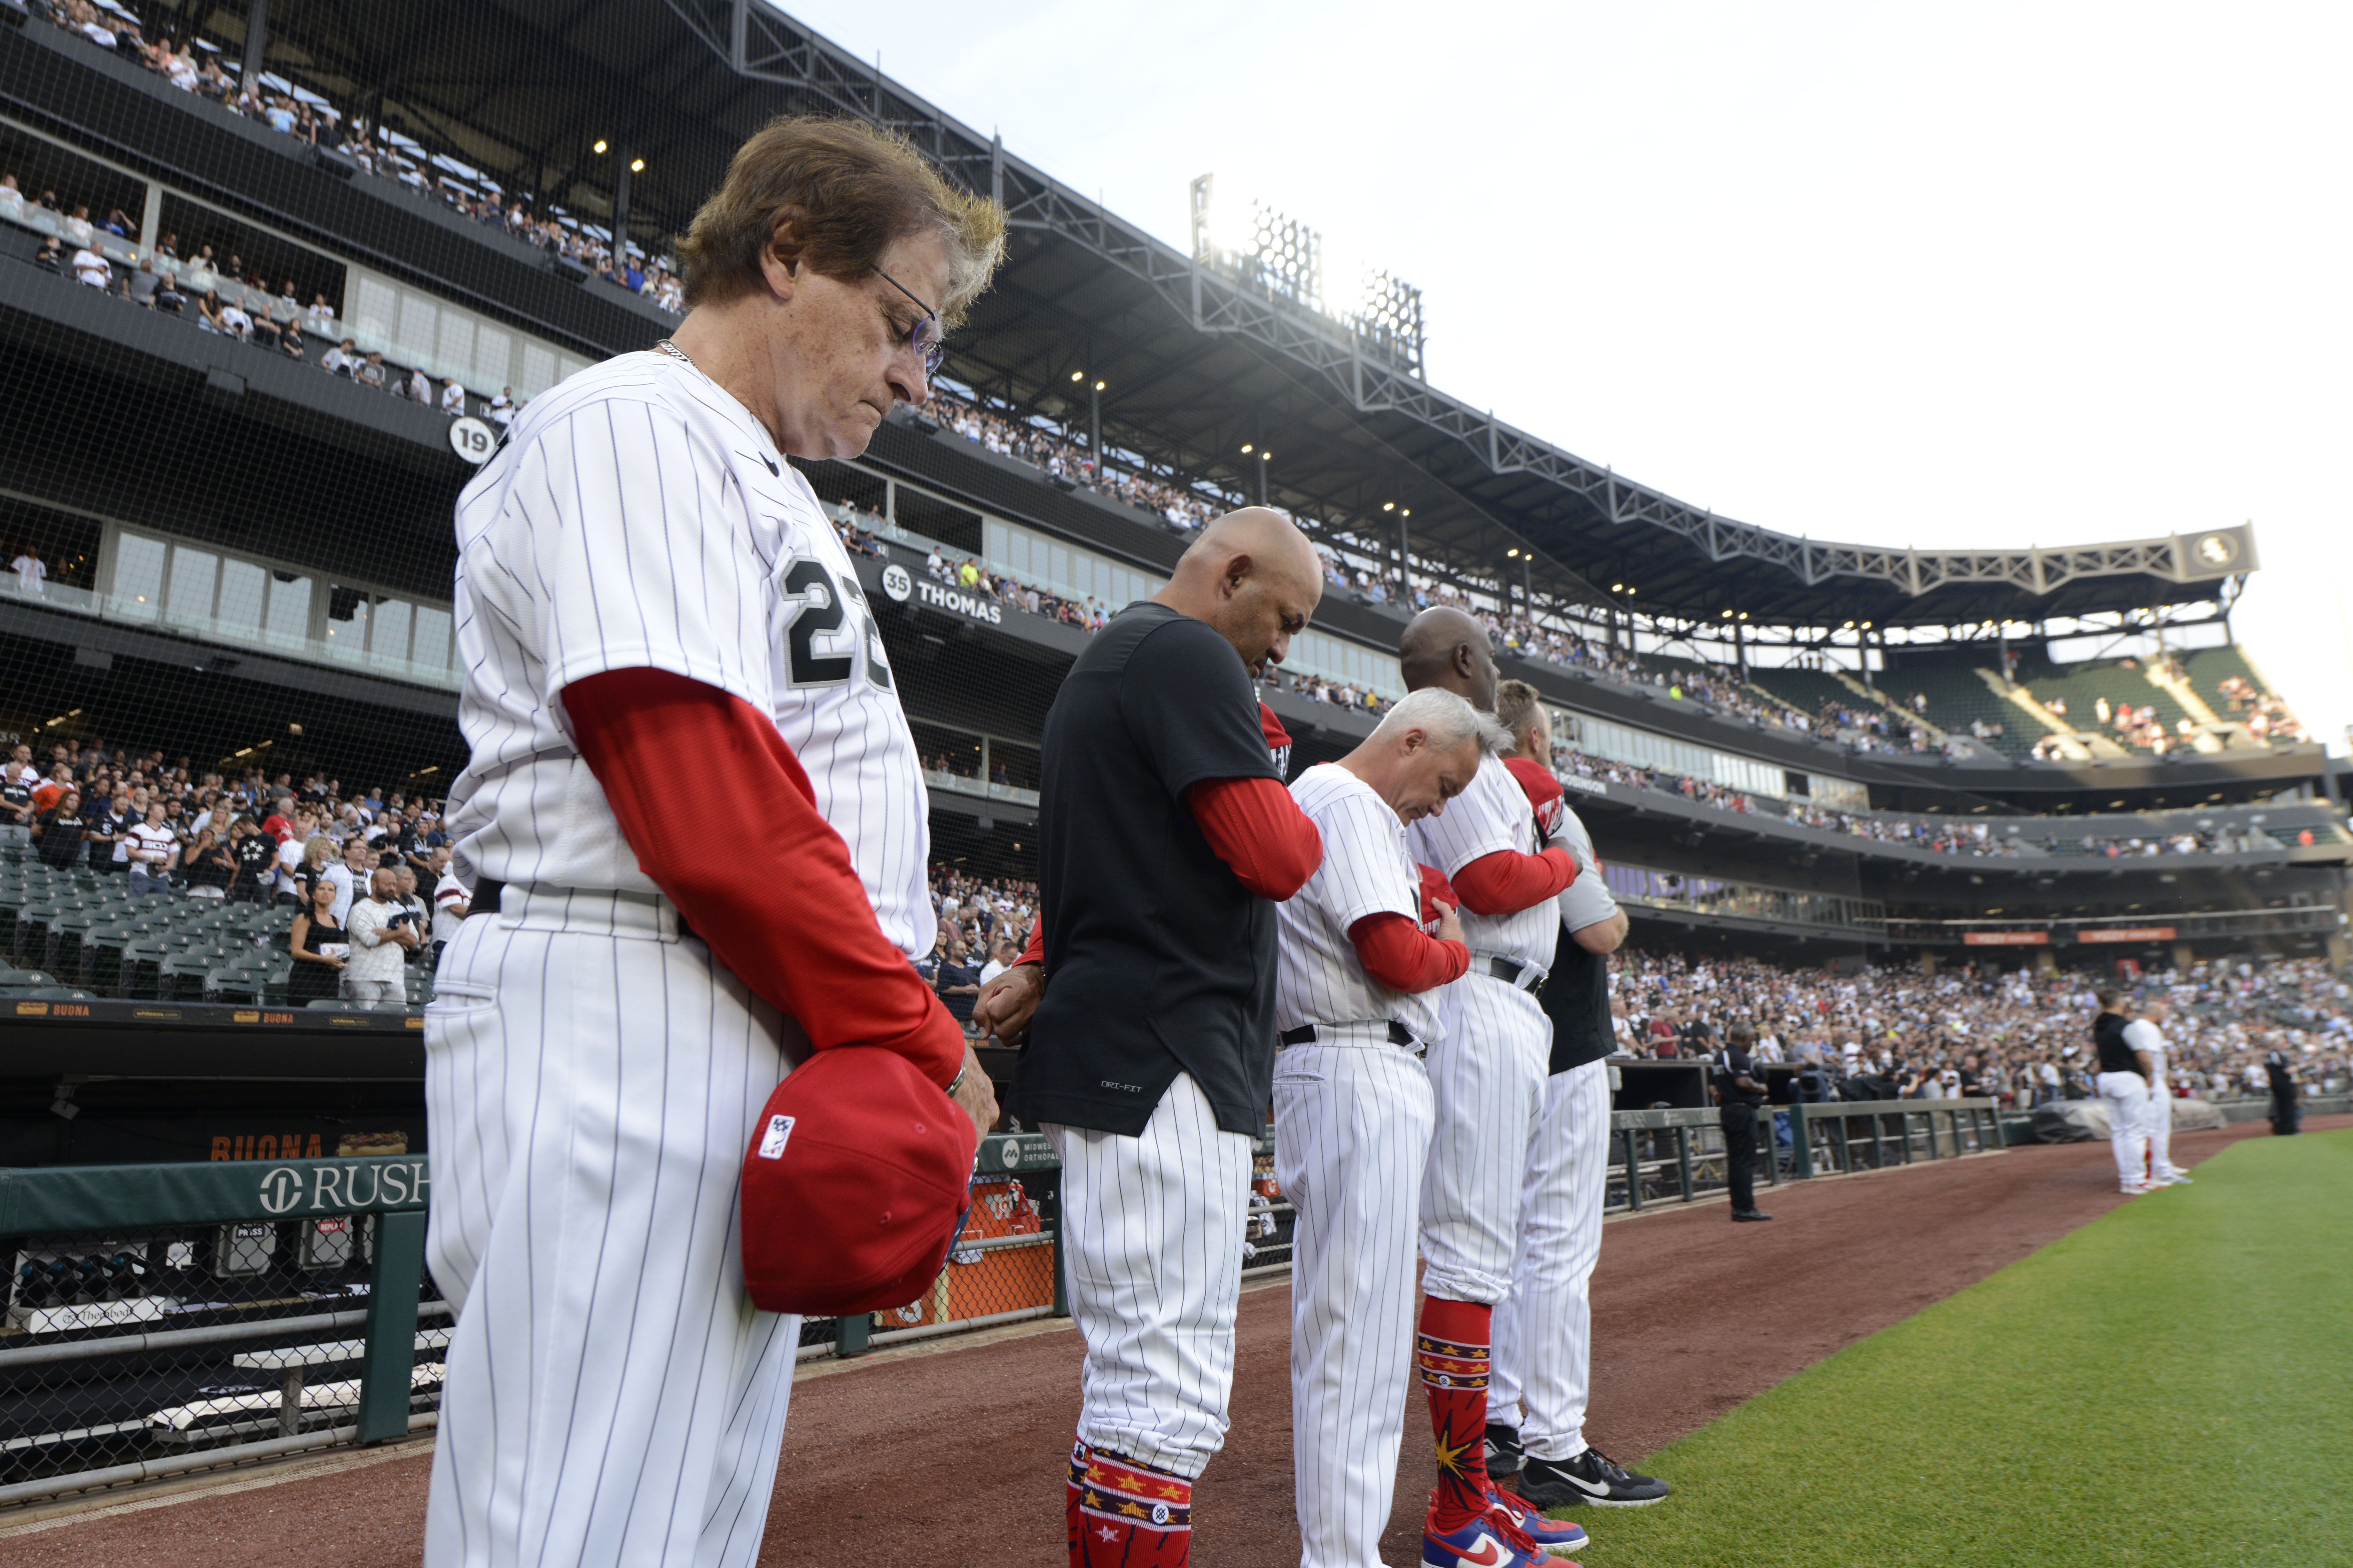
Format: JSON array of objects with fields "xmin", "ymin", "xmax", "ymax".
[{"xmin": 778, "ymin": 556, "xmax": 892, "ymax": 692}]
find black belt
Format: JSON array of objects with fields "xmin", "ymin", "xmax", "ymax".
[
  {"xmin": 1280, "ymin": 1021, "xmax": 1418, "ymax": 1049},
  {"xmin": 469, "ymin": 879, "xmax": 697, "ymax": 941},
  {"xmin": 1484, "ymin": 955, "xmax": 1546, "ymax": 993}
]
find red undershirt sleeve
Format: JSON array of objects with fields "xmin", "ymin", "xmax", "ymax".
[
  {"xmin": 1348, "ymin": 912, "xmax": 1469, "ymax": 993},
  {"xmin": 1183, "ymin": 775, "xmax": 1324, "ymax": 900},
  {"xmin": 1017, "ymin": 920, "xmax": 1044, "ymax": 969},
  {"xmin": 1450, "ymin": 846, "xmax": 1576, "ymax": 917},
  {"xmin": 562, "ymin": 667, "xmax": 965, "ymax": 1089}
]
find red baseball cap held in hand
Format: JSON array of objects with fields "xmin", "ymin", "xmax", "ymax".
[{"xmin": 740, "ymin": 1046, "xmax": 978, "ymax": 1316}]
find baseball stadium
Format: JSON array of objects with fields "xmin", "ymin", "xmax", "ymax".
[{"xmin": 0, "ymin": 1, "xmax": 2342, "ymax": 1565}]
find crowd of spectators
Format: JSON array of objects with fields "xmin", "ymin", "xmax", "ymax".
[
  {"xmin": 1609, "ymin": 947, "xmax": 2351, "ymax": 1106},
  {"xmin": 921, "ymin": 866, "xmax": 1038, "ymax": 1036},
  {"xmin": 928, "ymin": 391, "xmax": 1223, "ymax": 532},
  {"xmin": 921, "ymin": 542, "xmax": 1117, "ymax": 634},
  {"xmin": 2033, "ymin": 660, "xmax": 2306, "ymax": 756},
  {"xmin": 1550, "ymin": 743, "xmax": 2318, "ymax": 860},
  {"xmin": 2213, "ymin": 672, "xmax": 2306, "ymax": 744},
  {"xmin": 21, "ymin": 0, "xmax": 684, "ymax": 311},
  {"xmin": 0, "ymin": 733, "xmax": 456, "ymax": 1005},
  {"xmin": 6, "ymin": 172, "xmax": 533, "ymax": 425}
]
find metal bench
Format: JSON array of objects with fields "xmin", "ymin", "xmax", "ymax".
[{"xmin": 232, "ymin": 1327, "xmax": 452, "ymax": 1438}]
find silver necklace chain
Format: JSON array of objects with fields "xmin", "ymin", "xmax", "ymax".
[{"xmin": 655, "ymin": 338, "xmax": 782, "ymax": 457}]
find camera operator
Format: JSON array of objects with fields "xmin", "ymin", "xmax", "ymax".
[
  {"xmin": 345, "ymin": 866, "xmax": 422, "ymax": 1005},
  {"xmin": 1711, "ymin": 1021, "xmax": 1771, "ymax": 1222}
]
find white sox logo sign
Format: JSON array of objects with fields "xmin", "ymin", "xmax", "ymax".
[{"xmin": 255, "ymin": 1160, "xmax": 431, "ymax": 1215}]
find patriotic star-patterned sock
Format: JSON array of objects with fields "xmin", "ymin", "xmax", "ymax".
[
  {"xmin": 1068, "ymin": 1440, "xmax": 1192, "ymax": 1567},
  {"xmin": 1418, "ymin": 1294, "xmax": 1493, "ymax": 1534}
]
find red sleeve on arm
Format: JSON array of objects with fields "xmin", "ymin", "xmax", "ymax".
[
  {"xmin": 563, "ymin": 667, "xmax": 965, "ymax": 1088},
  {"xmin": 1183, "ymin": 775, "xmax": 1324, "ymax": 900},
  {"xmin": 1348, "ymin": 912, "xmax": 1469, "ymax": 993},
  {"xmin": 1450, "ymin": 846, "xmax": 1575, "ymax": 917},
  {"xmin": 1018, "ymin": 919, "xmax": 1044, "ymax": 968}
]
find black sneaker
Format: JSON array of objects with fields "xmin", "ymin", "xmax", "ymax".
[
  {"xmin": 1513, "ymin": 1447, "xmax": 1670, "ymax": 1508},
  {"xmin": 1731, "ymin": 1208, "xmax": 1774, "ymax": 1223},
  {"xmin": 1483, "ymin": 1421, "xmax": 1524, "ymax": 1479}
]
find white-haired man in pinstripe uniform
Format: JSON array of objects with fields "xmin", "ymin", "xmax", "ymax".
[{"xmin": 1273, "ymin": 687, "xmax": 1587, "ymax": 1568}]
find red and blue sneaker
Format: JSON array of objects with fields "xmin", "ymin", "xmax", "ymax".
[
  {"xmin": 1485, "ymin": 1482, "xmax": 1590, "ymax": 1557},
  {"xmin": 1422, "ymin": 1501, "xmax": 1570, "ymax": 1568}
]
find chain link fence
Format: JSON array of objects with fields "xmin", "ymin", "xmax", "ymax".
[
  {"xmin": 0, "ymin": 1106, "xmax": 2003, "ymax": 1508},
  {"xmin": 0, "ymin": 1180, "xmax": 442, "ymax": 1508}
]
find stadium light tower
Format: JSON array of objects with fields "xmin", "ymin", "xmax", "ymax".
[
  {"xmin": 1192, "ymin": 176, "xmax": 1425, "ymax": 379},
  {"xmin": 1190, "ymin": 174, "xmax": 1323, "ymax": 314}
]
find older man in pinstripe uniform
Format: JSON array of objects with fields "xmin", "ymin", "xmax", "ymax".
[{"xmin": 1274, "ymin": 687, "xmax": 1579, "ymax": 1568}]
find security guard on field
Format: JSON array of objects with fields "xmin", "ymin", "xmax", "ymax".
[{"xmin": 1712, "ymin": 1022, "xmax": 1772, "ymax": 1222}]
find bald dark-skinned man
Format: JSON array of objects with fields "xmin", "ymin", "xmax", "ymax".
[
  {"xmin": 973, "ymin": 508, "xmax": 1328, "ymax": 1568},
  {"xmin": 1392, "ymin": 608, "xmax": 1587, "ymax": 1567}
]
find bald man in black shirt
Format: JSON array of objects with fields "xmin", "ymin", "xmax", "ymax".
[{"xmin": 974, "ymin": 508, "xmax": 1328, "ymax": 1568}]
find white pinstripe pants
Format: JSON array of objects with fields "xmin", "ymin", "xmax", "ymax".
[
  {"xmin": 1489, "ymin": 1059, "xmax": 1610, "ymax": 1461},
  {"xmin": 2140, "ymin": 1082, "xmax": 2178, "ymax": 1177},
  {"xmin": 1274, "ymin": 1036, "xmax": 1435, "ymax": 1568},
  {"xmin": 421, "ymin": 889, "xmax": 800, "ymax": 1568},
  {"xmin": 1419, "ymin": 975, "xmax": 1551, "ymax": 1306},
  {"xmin": 1044, "ymin": 1073, "xmax": 1252, "ymax": 1479}
]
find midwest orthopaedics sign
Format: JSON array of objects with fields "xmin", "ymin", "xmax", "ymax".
[
  {"xmin": 1962, "ymin": 931, "xmax": 2049, "ymax": 946},
  {"xmin": 2077, "ymin": 926, "xmax": 2178, "ymax": 944}
]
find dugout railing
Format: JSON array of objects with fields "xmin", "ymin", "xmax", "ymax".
[{"xmin": 0, "ymin": 1105, "xmax": 1999, "ymax": 1509}]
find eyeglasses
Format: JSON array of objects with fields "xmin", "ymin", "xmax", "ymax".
[{"xmin": 871, "ymin": 264, "xmax": 945, "ymax": 376}]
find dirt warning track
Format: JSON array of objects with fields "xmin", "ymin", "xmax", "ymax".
[{"xmin": 7, "ymin": 1117, "xmax": 2326, "ymax": 1567}]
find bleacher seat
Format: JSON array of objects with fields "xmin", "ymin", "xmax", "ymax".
[{"xmin": 1872, "ymin": 667, "xmax": 2038, "ymax": 757}]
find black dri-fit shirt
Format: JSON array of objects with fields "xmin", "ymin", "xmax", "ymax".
[
  {"xmin": 1712, "ymin": 1042, "xmax": 1764, "ymax": 1106},
  {"xmin": 1014, "ymin": 602, "xmax": 1281, "ymax": 1137},
  {"xmin": 1544, "ymin": 943, "xmax": 1613, "ymax": 1074},
  {"xmin": 2092, "ymin": 1013, "xmax": 2141, "ymax": 1076}
]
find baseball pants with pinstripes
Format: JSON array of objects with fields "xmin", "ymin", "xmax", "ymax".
[
  {"xmin": 1274, "ymin": 1035, "xmax": 1435, "ymax": 1568},
  {"xmin": 1044, "ymin": 1073, "xmax": 1252, "ymax": 1480},
  {"xmin": 1489, "ymin": 1057, "xmax": 1610, "ymax": 1462},
  {"xmin": 1419, "ymin": 974, "xmax": 1552, "ymax": 1306},
  {"xmin": 421, "ymin": 886, "xmax": 801, "ymax": 1568}
]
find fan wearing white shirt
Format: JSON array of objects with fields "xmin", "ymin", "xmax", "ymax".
[
  {"xmin": 70, "ymin": 247, "xmax": 110, "ymax": 289},
  {"xmin": 10, "ymin": 553, "xmax": 45, "ymax": 594}
]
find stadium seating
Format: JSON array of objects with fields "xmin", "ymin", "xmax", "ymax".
[
  {"xmin": 0, "ymin": 854, "xmax": 433, "ymax": 1008},
  {"xmin": 1869, "ymin": 665, "xmax": 2037, "ymax": 758}
]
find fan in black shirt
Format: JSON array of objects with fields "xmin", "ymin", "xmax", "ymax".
[
  {"xmin": 229, "ymin": 821, "xmax": 279, "ymax": 902},
  {"xmin": 32, "ymin": 795, "xmax": 87, "ymax": 870}
]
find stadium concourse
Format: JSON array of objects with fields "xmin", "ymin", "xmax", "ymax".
[{"xmin": 4, "ymin": 1113, "xmax": 2340, "ymax": 1567}]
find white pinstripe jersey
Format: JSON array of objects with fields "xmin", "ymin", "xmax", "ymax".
[
  {"xmin": 1275, "ymin": 764, "xmax": 1445, "ymax": 1045},
  {"xmin": 441, "ymin": 352, "xmax": 933, "ymax": 959},
  {"xmin": 1407, "ymin": 751, "xmax": 1560, "ymax": 972}
]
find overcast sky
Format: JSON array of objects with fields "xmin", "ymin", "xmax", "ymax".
[{"xmin": 789, "ymin": 0, "xmax": 2352, "ymax": 751}]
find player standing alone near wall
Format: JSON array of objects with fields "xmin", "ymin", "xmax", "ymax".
[
  {"xmin": 1481, "ymin": 680, "xmax": 1668, "ymax": 1510},
  {"xmin": 427, "ymin": 117, "xmax": 1004, "ymax": 1568},
  {"xmin": 973, "ymin": 508, "xmax": 1328, "ymax": 1568}
]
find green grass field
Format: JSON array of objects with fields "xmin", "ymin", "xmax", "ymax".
[{"xmin": 1567, "ymin": 1130, "xmax": 2352, "ymax": 1567}]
